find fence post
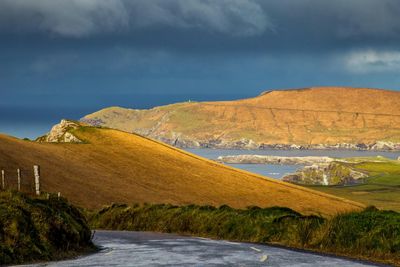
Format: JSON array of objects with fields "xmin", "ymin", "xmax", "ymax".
[
  {"xmin": 17, "ymin": 168, "xmax": 21, "ymax": 191},
  {"xmin": 1, "ymin": 170, "xmax": 4, "ymax": 190},
  {"xmin": 33, "ymin": 165, "xmax": 40, "ymax": 196}
]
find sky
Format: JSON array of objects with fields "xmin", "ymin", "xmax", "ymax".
[{"xmin": 1, "ymin": 0, "xmax": 400, "ymax": 138}]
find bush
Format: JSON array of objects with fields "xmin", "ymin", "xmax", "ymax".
[{"xmin": 0, "ymin": 191, "xmax": 94, "ymax": 265}]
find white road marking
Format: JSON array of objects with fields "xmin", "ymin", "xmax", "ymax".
[
  {"xmin": 260, "ymin": 254, "xmax": 268, "ymax": 262},
  {"xmin": 223, "ymin": 241, "xmax": 240, "ymax": 245},
  {"xmin": 250, "ymin": 247, "xmax": 261, "ymax": 252},
  {"xmin": 104, "ymin": 250, "xmax": 114, "ymax": 256},
  {"xmin": 197, "ymin": 237, "xmax": 211, "ymax": 241}
]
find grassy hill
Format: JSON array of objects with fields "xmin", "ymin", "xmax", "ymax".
[
  {"xmin": 0, "ymin": 125, "xmax": 363, "ymax": 216},
  {"xmin": 82, "ymin": 87, "xmax": 400, "ymax": 147}
]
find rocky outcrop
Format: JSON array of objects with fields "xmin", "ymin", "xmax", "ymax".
[
  {"xmin": 142, "ymin": 136, "xmax": 400, "ymax": 151},
  {"xmin": 80, "ymin": 118, "xmax": 104, "ymax": 127},
  {"xmin": 370, "ymin": 141, "xmax": 398, "ymax": 151},
  {"xmin": 217, "ymin": 155, "xmax": 334, "ymax": 165},
  {"xmin": 282, "ymin": 162, "xmax": 368, "ymax": 185},
  {"xmin": 125, "ymin": 133, "xmax": 400, "ymax": 151},
  {"xmin": 156, "ymin": 137, "xmax": 261, "ymax": 149},
  {"xmin": 37, "ymin": 119, "xmax": 82, "ymax": 143}
]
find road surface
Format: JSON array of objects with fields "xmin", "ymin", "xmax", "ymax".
[{"xmin": 28, "ymin": 230, "xmax": 381, "ymax": 266}]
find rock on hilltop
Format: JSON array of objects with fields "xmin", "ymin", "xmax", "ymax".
[{"xmin": 36, "ymin": 119, "xmax": 82, "ymax": 143}]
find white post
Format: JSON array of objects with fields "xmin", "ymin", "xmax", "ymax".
[
  {"xmin": 1, "ymin": 170, "xmax": 4, "ymax": 190},
  {"xmin": 17, "ymin": 168, "xmax": 21, "ymax": 191},
  {"xmin": 33, "ymin": 165, "xmax": 40, "ymax": 196}
]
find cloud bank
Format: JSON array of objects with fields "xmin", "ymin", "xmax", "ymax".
[
  {"xmin": 0, "ymin": 0, "xmax": 129, "ymax": 37},
  {"xmin": 0, "ymin": 0, "xmax": 271, "ymax": 37},
  {"xmin": 345, "ymin": 50, "xmax": 400, "ymax": 73}
]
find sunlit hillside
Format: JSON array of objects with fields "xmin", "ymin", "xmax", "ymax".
[
  {"xmin": 0, "ymin": 125, "xmax": 363, "ymax": 216},
  {"xmin": 83, "ymin": 87, "xmax": 400, "ymax": 146}
]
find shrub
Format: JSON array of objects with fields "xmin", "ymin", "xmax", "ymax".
[{"xmin": 0, "ymin": 192, "xmax": 94, "ymax": 265}]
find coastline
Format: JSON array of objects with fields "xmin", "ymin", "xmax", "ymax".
[{"xmin": 154, "ymin": 137, "xmax": 400, "ymax": 152}]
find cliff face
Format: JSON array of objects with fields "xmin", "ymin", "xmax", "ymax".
[{"xmin": 81, "ymin": 87, "xmax": 400, "ymax": 150}]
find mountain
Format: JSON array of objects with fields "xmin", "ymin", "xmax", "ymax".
[
  {"xmin": 82, "ymin": 87, "xmax": 400, "ymax": 150},
  {"xmin": 0, "ymin": 121, "xmax": 363, "ymax": 215}
]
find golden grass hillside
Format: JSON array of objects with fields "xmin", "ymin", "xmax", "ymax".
[
  {"xmin": 0, "ymin": 126, "xmax": 364, "ymax": 215},
  {"xmin": 82, "ymin": 87, "xmax": 400, "ymax": 146}
]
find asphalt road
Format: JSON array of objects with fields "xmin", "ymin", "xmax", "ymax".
[{"xmin": 28, "ymin": 230, "xmax": 380, "ymax": 267}]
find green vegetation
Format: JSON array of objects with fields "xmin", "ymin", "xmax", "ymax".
[
  {"xmin": 168, "ymin": 107, "xmax": 215, "ymax": 134},
  {"xmin": 0, "ymin": 191, "xmax": 94, "ymax": 265},
  {"xmin": 286, "ymin": 161, "xmax": 360, "ymax": 185},
  {"xmin": 90, "ymin": 203, "xmax": 400, "ymax": 266},
  {"xmin": 309, "ymin": 158, "xmax": 400, "ymax": 211}
]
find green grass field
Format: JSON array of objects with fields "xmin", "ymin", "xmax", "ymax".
[{"xmin": 307, "ymin": 159, "xmax": 400, "ymax": 211}]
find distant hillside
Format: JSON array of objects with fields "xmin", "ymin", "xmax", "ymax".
[
  {"xmin": 0, "ymin": 122, "xmax": 363, "ymax": 216},
  {"xmin": 82, "ymin": 87, "xmax": 400, "ymax": 150}
]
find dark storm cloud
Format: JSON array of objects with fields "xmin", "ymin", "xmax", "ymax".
[
  {"xmin": 1, "ymin": 0, "xmax": 400, "ymax": 49},
  {"xmin": 2, "ymin": 1, "xmax": 400, "ymax": 138},
  {"xmin": 261, "ymin": 0, "xmax": 400, "ymax": 39},
  {"xmin": 0, "ymin": 0, "xmax": 271, "ymax": 37},
  {"xmin": 1, "ymin": 0, "xmax": 400, "ymax": 77}
]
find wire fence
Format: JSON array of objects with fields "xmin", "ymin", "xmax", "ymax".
[{"xmin": 0, "ymin": 165, "xmax": 41, "ymax": 196}]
